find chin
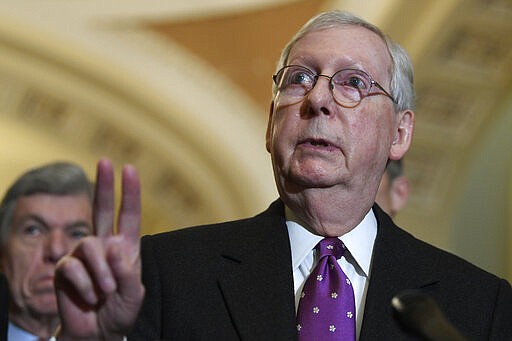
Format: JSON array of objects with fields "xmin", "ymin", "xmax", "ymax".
[
  {"xmin": 290, "ymin": 173, "xmax": 339, "ymax": 188},
  {"xmin": 312, "ymin": 226, "xmax": 347, "ymax": 238},
  {"xmin": 292, "ymin": 162, "xmax": 344, "ymax": 183},
  {"xmin": 31, "ymin": 295, "xmax": 58, "ymax": 314}
]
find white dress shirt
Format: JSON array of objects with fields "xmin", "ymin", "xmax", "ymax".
[
  {"xmin": 286, "ymin": 207, "xmax": 377, "ymax": 339},
  {"xmin": 8, "ymin": 321, "xmax": 126, "ymax": 341},
  {"xmin": 8, "ymin": 321, "xmax": 57, "ymax": 341}
]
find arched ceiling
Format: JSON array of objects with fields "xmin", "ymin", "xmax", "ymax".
[{"xmin": 0, "ymin": 0, "xmax": 510, "ymax": 279}]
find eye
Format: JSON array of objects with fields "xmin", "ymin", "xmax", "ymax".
[
  {"xmin": 334, "ymin": 70, "xmax": 370, "ymax": 90},
  {"xmin": 279, "ymin": 66, "xmax": 314, "ymax": 88},
  {"xmin": 23, "ymin": 223, "xmax": 43, "ymax": 237},
  {"xmin": 288, "ymin": 70, "xmax": 312, "ymax": 85},
  {"xmin": 346, "ymin": 76, "xmax": 366, "ymax": 89},
  {"xmin": 68, "ymin": 226, "xmax": 92, "ymax": 240}
]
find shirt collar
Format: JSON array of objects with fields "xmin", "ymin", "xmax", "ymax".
[
  {"xmin": 8, "ymin": 321, "xmax": 38, "ymax": 341},
  {"xmin": 286, "ymin": 206, "xmax": 377, "ymax": 277}
]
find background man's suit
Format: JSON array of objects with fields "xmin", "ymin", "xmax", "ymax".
[
  {"xmin": 130, "ymin": 200, "xmax": 512, "ymax": 340},
  {"xmin": 0, "ymin": 273, "xmax": 8, "ymax": 340}
]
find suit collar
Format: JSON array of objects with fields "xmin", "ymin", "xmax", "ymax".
[{"xmin": 217, "ymin": 200, "xmax": 297, "ymax": 340}]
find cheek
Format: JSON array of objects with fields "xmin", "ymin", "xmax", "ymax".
[
  {"xmin": 356, "ymin": 106, "xmax": 395, "ymax": 143},
  {"xmin": 4, "ymin": 244, "xmax": 41, "ymax": 281},
  {"xmin": 4, "ymin": 256, "xmax": 35, "ymax": 303},
  {"xmin": 270, "ymin": 113, "xmax": 296, "ymax": 154},
  {"xmin": 348, "ymin": 113, "xmax": 380, "ymax": 146},
  {"xmin": 347, "ymin": 110, "xmax": 394, "ymax": 168}
]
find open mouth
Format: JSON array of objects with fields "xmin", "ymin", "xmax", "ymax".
[{"xmin": 301, "ymin": 138, "xmax": 337, "ymax": 148}]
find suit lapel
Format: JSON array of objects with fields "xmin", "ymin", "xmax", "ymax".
[
  {"xmin": 217, "ymin": 201, "xmax": 297, "ymax": 340},
  {"xmin": 360, "ymin": 206, "xmax": 441, "ymax": 340}
]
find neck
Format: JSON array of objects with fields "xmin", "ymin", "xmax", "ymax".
[{"xmin": 281, "ymin": 185, "xmax": 375, "ymax": 237}]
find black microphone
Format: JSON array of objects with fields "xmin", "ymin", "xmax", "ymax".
[{"xmin": 391, "ymin": 290, "xmax": 466, "ymax": 341}]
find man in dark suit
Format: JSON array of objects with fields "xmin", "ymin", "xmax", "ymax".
[
  {"xmin": 0, "ymin": 162, "xmax": 93, "ymax": 340},
  {"xmin": 53, "ymin": 10, "xmax": 512, "ymax": 340}
]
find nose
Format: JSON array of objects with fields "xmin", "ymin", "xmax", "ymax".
[
  {"xmin": 45, "ymin": 230, "xmax": 69, "ymax": 263},
  {"xmin": 305, "ymin": 75, "xmax": 334, "ymax": 116}
]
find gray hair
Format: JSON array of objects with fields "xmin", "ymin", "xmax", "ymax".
[
  {"xmin": 272, "ymin": 10, "xmax": 415, "ymax": 112},
  {"xmin": 0, "ymin": 161, "xmax": 93, "ymax": 248}
]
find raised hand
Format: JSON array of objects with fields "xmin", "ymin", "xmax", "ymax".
[{"xmin": 54, "ymin": 158, "xmax": 145, "ymax": 340}]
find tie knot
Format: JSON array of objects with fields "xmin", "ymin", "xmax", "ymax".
[{"xmin": 317, "ymin": 237, "xmax": 345, "ymax": 259}]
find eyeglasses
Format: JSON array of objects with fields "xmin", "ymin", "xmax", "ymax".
[{"xmin": 272, "ymin": 65, "xmax": 396, "ymax": 108}]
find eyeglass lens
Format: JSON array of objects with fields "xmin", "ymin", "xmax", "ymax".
[{"xmin": 274, "ymin": 65, "xmax": 388, "ymax": 107}]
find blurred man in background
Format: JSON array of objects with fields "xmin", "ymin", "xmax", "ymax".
[
  {"xmin": 0, "ymin": 161, "xmax": 93, "ymax": 340},
  {"xmin": 376, "ymin": 159, "xmax": 409, "ymax": 218}
]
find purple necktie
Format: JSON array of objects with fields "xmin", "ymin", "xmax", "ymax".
[{"xmin": 296, "ymin": 238, "xmax": 356, "ymax": 340}]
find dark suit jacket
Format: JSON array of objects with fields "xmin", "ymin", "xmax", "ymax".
[
  {"xmin": 0, "ymin": 272, "xmax": 9, "ymax": 341},
  {"xmin": 130, "ymin": 200, "xmax": 512, "ymax": 340}
]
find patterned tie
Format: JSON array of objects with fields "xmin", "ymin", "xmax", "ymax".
[{"xmin": 296, "ymin": 238, "xmax": 356, "ymax": 340}]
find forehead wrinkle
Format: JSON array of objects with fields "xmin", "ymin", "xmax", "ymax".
[
  {"xmin": 288, "ymin": 26, "xmax": 392, "ymax": 84},
  {"xmin": 288, "ymin": 55, "xmax": 363, "ymax": 74}
]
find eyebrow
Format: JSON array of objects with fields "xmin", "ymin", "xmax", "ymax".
[
  {"xmin": 65, "ymin": 221, "xmax": 92, "ymax": 230},
  {"xmin": 17, "ymin": 214, "xmax": 92, "ymax": 231}
]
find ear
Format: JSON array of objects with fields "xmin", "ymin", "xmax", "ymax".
[
  {"xmin": 390, "ymin": 109, "xmax": 414, "ymax": 160},
  {"xmin": 265, "ymin": 101, "xmax": 275, "ymax": 153},
  {"xmin": 390, "ymin": 175, "xmax": 410, "ymax": 215}
]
